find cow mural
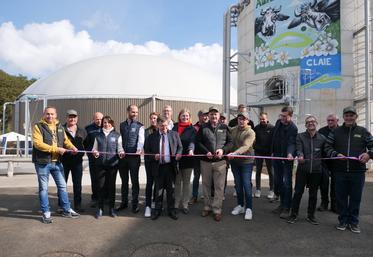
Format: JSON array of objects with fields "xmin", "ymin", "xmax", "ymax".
[
  {"xmin": 255, "ymin": 6, "xmax": 289, "ymax": 37},
  {"xmin": 288, "ymin": 0, "xmax": 340, "ymax": 31}
]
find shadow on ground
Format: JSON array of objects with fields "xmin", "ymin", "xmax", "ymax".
[{"xmin": 0, "ymin": 183, "xmax": 373, "ymax": 257}]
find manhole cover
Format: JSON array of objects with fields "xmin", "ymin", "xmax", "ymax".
[
  {"xmin": 131, "ymin": 243, "xmax": 189, "ymax": 257},
  {"xmin": 38, "ymin": 251, "xmax": 84, "ymax": 257}
]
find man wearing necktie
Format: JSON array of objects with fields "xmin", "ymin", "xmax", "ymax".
[{"xmin": 144, "ymin": 116, "xmax": 182, "ymax": 220}]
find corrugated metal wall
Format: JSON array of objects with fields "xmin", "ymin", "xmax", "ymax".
[{"xmin": 15, "ymin": 98, "xmax": 221, "ymax": 134}]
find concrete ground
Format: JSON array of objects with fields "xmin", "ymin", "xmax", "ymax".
[{"xmin": 0, "ymin": 166, "xmax": 373, "ymax": 257}]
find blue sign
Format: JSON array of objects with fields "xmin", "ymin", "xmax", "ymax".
[{"xmin": 300, "ymin": 54, "xmax": 342, "ymax": 89}]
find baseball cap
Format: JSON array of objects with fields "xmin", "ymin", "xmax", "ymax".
[
  {"xmin": 237, "ymin": 111, "xmax": 249, "ymax": 119},
  {"xmin": 343, "ymin": 106, "xmax": 357, "ymax": 115},
  {"xmin": 209, "ymin": 106, "xmax": 220, "ymax": 113},
  {"xmin": 66, "ymin": 109, "xmax": 78, "ymax": 116},
  {"xmin": 198, "ymin": 109, "xmax": 209, "ymax": 116}
]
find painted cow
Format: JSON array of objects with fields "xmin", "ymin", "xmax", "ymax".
[
  {"xmin": 288, "ymin": 0, "xmax": 340, "ymax": 31},
  {"xmin": 255, "ymin": 6, "xmax": 290, "ymax": 37}
]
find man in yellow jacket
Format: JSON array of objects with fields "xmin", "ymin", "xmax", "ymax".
[{"xmin": 32, "ymin": 106, "xmax": 79, "ymax": 224}]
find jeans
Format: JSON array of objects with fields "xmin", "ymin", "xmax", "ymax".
[
  {"xmin": 335, "ymin": 172, "xmax": 365, "ymax": 225},
  {"xmin": 231, "ymin": 162, "xmax": 253, "ymax": 209},
  {"xmin": 273, "ymin": 160, "xmax": 293, "ymax": 209},
  {"xmin": 119, "ymin": 155, "xmax": 140, "ymax": 205},
  {"xmin": 35, "ymin": 162, "xmax": 71, "ymax": 213},
  {"xmin": 192, "ymin": 161, "xmax": 201, "ymax": 198},
  {"xmin": 62, "ymin": 161, "xmax": 83, "ymax": 207}
]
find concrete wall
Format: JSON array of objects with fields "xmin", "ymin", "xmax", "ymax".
[{"xmin": 236, "ymin": 1, "xmax": 360, "ymax": 131}]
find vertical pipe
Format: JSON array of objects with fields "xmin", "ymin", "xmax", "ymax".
[
  {"xmin": 223, "ymin": 9, "xmax": 231, "ymax": 116},
  {"xmin": 24, "ymin": 99, "xmax": 30, "ymax": 158},
  {"xmin": 43, "ymin": 97, "xmax": 48, "ymax": 110},
  {"xmin": 365, "ymin": 0, "xmax": 371, "ymax": 131},
  {"xmin": 2, "ymin": 104, "xmax": 6, "ymax": 135},
  {"xmin": 152, "ymin": 95, "xmax": 156, "ymax": 112}
]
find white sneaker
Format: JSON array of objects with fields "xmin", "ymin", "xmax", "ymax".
[
  {"xmin": 231, "ymin": 205, "xmax": 245, "ymax": 215},
  {"xmin": 254, "ymin": 190, "xmax": 261, "ymax": 198},
  {"xmin": 267, "ymin": 190, "xmax": 274, "ymax": 199},
  {"xmin": 144, "ymin": 206, "xmax": 151, "ymax": 218},
  {"xmin": 245, "ymin": 208, "xmax": 253, "ymax": 220}
]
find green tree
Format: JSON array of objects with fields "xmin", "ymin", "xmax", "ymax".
[{"xmin": 0, "ymin": 70, "xmax": 36, "ymax": 133}]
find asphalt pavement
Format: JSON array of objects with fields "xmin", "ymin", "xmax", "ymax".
[{"xmin": 0, "ymin": 168, "xmax": 372, "ymax": 257}]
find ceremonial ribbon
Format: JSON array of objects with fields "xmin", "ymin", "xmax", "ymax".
[{"xmin": 65, "ymin": 149, "xmax": 360, "ymax": 161}]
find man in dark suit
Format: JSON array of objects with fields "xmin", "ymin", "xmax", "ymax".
[{"xmin": 144, "ymin": 116, "xmax": 183, "ymax": 220}]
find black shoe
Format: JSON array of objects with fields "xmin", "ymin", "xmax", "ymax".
[
  {"xmin": 181, "ymin": 208, "xmax": 189, "ymax": 214},
  {"xmin": 336, "ymin": 222, "xmax": 347, "ymax": 231},
  {"xmin": 90, "ymin": 200, "xmax": 97, "ymax": 208},
  {"xmin": 109, "ymin": 208, "xmax": 117, "ymax": 218},
  {"xmin": 169, "ymin": 211, "xmax": 178, "ymax": 220},
  {"xmin": 151, "ymin": 211, "xmax": 160, "ymax": 220},
  {"xmin": 272, "ymin": 205, "xmax": 283, "ymax": 214},
  {"xmin": 306, "ymin": 216, "xmax": 319, "ymax": 225},
  {"xmin": 116, "ymin": 203, "xmax": 128, "ymax": 212},
  {"xmin": 279, "ymin": 208, "xmax": 290, "ymax": 219},
  {"xmin": 74, "ymin": 205, "xmax": 85, "ymax": 213},
  {"xmin": 132, "ymin": 204, "xmax": 139, "ymax": 213},
  {"xmin": 317, "ymin": 204, "xmax": 328, "ymax": 212},
  {"xmin": 95, "ymin": 209, "xmax": 103, "ymax": 219},
  {"xmin": 349, "ymin": 224, "xmax": 361, "ymax": 234},
  {"xmin": 287, "ymin": 214, "xmax": 297, "ymax": 224}
]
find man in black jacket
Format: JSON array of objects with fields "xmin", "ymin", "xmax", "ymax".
[
  {"xmin": 196, "ymin": 106, "xmax": 233, "ymax": 222},
  {"xmin": 325, "ymin": 106, "xmax": 373, "ymax": 233},
  {"xmin": 253, "ymin": 112, "xmax": 274, "ymax": 199},
  {"xmin": 144, "ymin": 117, "xmax": 182, "ymax": 220},
  {"xmin": 287, "ymin": 116, "xmax": 325, "ymax": 225},
  {"xmin": 61, "ymin": 109, "xmax": 87, "ymax": 211},
  {"xmin": 271, "ymin": 106, "xmax": 298, "ymax": 219},
  {"xmin": 318, "ymin": 114, "xmax": 339, "ymax": 212},
  {"xmin": 117, "ymin": 105, "xmax": 144, "ymax": 213},
  {"xmin": 84, "ymin": 112, "xmax": 103, "ymax": 205}
]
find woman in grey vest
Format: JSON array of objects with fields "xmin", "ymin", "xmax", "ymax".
[{"xmin": 92, "ymin": 116, "xmax": 124, "ymax": 219}]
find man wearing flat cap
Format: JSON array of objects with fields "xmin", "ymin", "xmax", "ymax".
[
  {"xmin": 325, "ymin": 106, "xmax": 373, "ymax": 233},
  {"xmin": 61, "ymin": 109, "xmax": 87, "ymax": 212},
  {"xmin": 196, "ymin": 106, "xmax": 232, "ymax": 221}
]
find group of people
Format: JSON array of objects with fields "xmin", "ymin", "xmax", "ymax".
[{"xmin": 32, "ymin": 104, "xmax": 373, "ymax": 234}]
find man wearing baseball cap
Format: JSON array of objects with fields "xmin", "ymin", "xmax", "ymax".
[
  {"xmin": 61, "ymin": 109, "xmax": 87, "ymax": 212},
  {"xmin": 196, "ymin": 106, "xmax": 232, "ymax": 221},
  {"xmin": 325, "ymin": 106, "xmax": 373, "ymax": 233}
]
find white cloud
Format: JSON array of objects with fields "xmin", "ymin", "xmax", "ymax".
[
  {"xmin": 81, "ymin": 11, "xmax": 120, "ymax": 31},
  {"xmin": 0, "ymin": 20, "xmax": 237, "ymax": 104}
]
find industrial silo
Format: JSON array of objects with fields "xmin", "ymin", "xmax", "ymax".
[{"xmin": 223, "ymin": 0, "xmax": 372, "ymax": 131}]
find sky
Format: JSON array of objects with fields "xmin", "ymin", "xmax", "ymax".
[{"xmin": 0, "ymin": 0, "xmax": 238, "ymax": 79}]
